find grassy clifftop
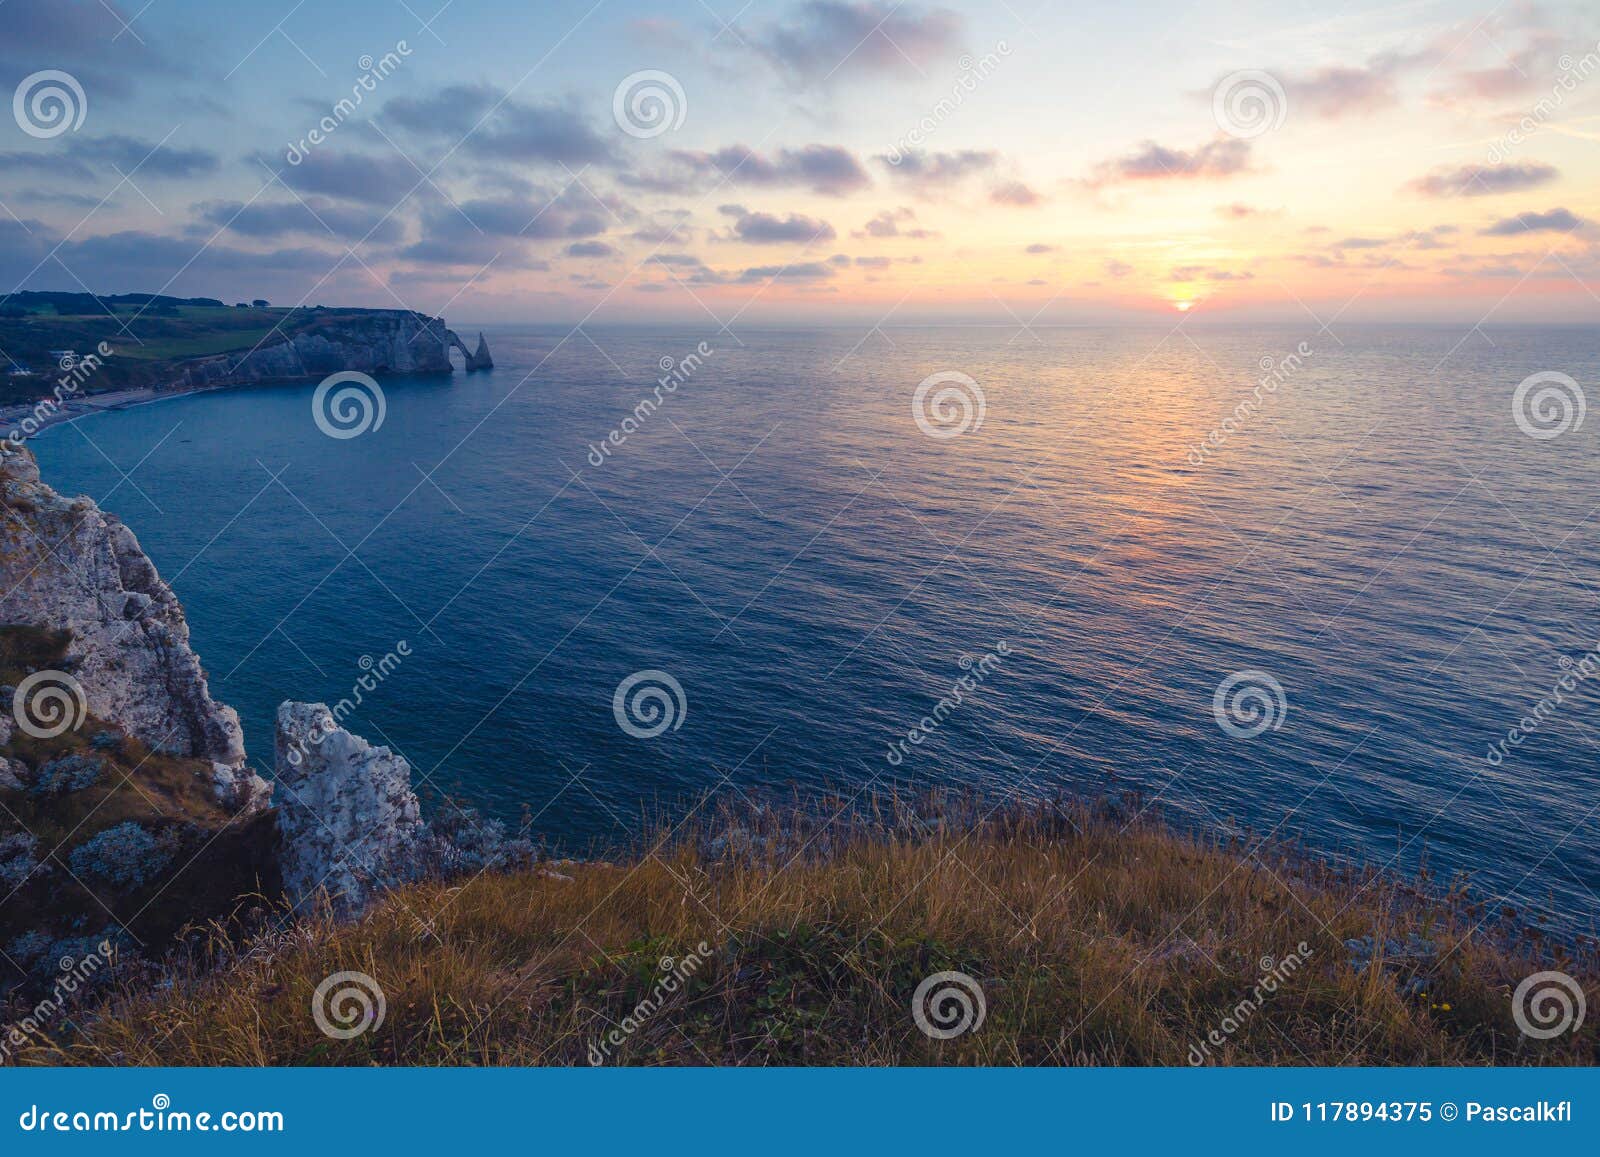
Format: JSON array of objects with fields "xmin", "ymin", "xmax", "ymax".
[
  {"xmin": 17, "ymin": 800, "xmax": 1597, "ymax": 1066},
  {"xmin": 0, "ymin": 626, "xmax": 277, "ymax": 982},
  {"xmin": 0, "ymin": 295, "xmax": 435, "ymax": 403}
]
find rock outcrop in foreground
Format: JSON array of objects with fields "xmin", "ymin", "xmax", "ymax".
[
  {"xmin": 0, "ymin": 447, "xmax": 268, "ymax": 810},
  {"xmin": 1, "ymin": 449, "xmax": 506, "ymax": 988},
  {"xmin": 274, "ymin": 701, "xmax": 424, "ymax": 914}
]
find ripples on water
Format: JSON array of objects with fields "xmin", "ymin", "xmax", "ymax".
[{"xmin": 32, "ymin": 324, "xmax": 1600, "ymax": 927}]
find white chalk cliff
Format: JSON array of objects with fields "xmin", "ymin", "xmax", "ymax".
[
  {"xmin": 2, "ymin": 446, "xmax": 439, "ymax": 921},
  {"xmin": 273, "ymin": 701, "xmax": 424, "ymax": 913},
  {"xmin": 0, "ymin": 447, "xmax": 268, "ymax": 811},
  {"xmin": 166, "ymin": 311, "xmax": 457, "ymax": 390}
]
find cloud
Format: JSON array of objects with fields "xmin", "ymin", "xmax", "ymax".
[
  {"xmin": 1438, "ymin": 51, "xmax": 1555, "ymax": 102},
  {"xmin": 0, "ymin": 150, "xmax": 98, "ymax": 182},
  {"xmin": 396, "ymin": 185, "xmax": 621, "ymax": 265},
  {"xmin": 1290, "ymin": 62, "xmax": 1404, "ymax": 118},
  {"xmin": 0, "ymin": 223, "xmax": 369, "ymax": 301},
  {"xmin": 1171, "ymin": 265, "xmax": 1253, "ymax": 282},
  {"xmin": 1408, "ymin": 162, "xmax": 1559, "ymax": 198},
  {"xmin": 0, "ymin": 218, "xmax": 55, "ymax": 285},
  {"xmin": 198, "ymin": 199, "xmax": 403, "ymax": 244},
  {"xmin": 382, "ymin": 84, "xmax": 616, "ymax": 167},
  {"xmin": 270, "ymin": 151, "xmax": 424, "ymax": 205},
  {"xmin": 0, "ymin": 0, "xmax": 182, "ymax": 99},
  {"xmin": 853, "ymin": 207, "xmax": 935, "ymax": 238},
  {"xmin": 1306, "ymin": 225, "xmax": 1458, "ymax": 260},
  {"xmin": 877, "ymin": 149, "xmax": 1000, "ymax": 191},
  {"xmin": 0, "ymin": 135, "xmax": 219, "ymax": 181},
  {"xmin": 991, "ymin": 180, "xmax": 1042, "ymax": 206},
  {"xmin": 6, "ymin": 188, "xmax": 107, "ymax": 209},
  {"xmin": 1216, "ymin": 202, "xmax": 1269, "ymax": 219},
  {"xmin": 75, "ymin": 135, "xmax": 219, "ymax": 177},
  {"xmin": 631, "ymin": 221, "xmax": 694, "ymax": 244},
  {"xmin": 1206, "ymin": 47, "xmax": 1430, "ymax": 122},
  {"xmin": 755, "ymin": 2, "xmax": 963, "ymax": 86},
  {"xmin": 1429, "ymin": 20, "xmax": 1567, "ymax": 106},
  {"xmin": 648, "ymin": 253, "xmax": 709, "ymax": 268},
  {"xmin": 718, "ymin": 205, "xmax": 836, "ymax": 244},
  {"xmin": 629, "ymin": 143, "xmax": 871, "ymax": 196},
  {"xmin": 1104, "ymin": 260, "xmax": 1134, "ymax": 278},
  {"xmin": 1024, "ymin": 243, "xmax": 1055, "ymax": 254},
  {"xmin": 1092, "ymin": 138, "xmax": 1252, "ymax": 183},
  {"xmin": 566, "ymin": 241, "xmax": 615, "ymax": 257},
  {"xmin": 398, "ymin": 232, "xmax": 549, "ymax": 268},
  {"xmin": 1481, "ymin": 207, "xmax": 1588, "ymax": 236},
  {"xmin": 1395, "ymin": 227, "xmax": 1454, "ymax": 250},
  {"xmin": 737, "ymin": 261, "xmax": 836, "ymax": 282}
]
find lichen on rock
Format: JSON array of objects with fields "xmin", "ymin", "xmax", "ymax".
[
  {"xmin": 0, "ymin": 447, "xmax": 269, "ymax": 812},
  {"xmin": 273, "ymin": 701, "xmax": 425, "ymax": 914}
]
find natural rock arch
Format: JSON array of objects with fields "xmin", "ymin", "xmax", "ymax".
[{"xmin": 444, "ymin": 329, "xmax": 493, "ymax": 371}]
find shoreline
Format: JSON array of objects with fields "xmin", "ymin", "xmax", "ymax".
[
  {"xmin": 0, "ymin": 361, "xmax": 289, "ymax": 443},
  {"xmin": 2, "ymin": 307, "xmax": 483, "ymax": 447},
  {"xmin": 2, "ymin": 362, "xmax": 461, "ymax": 443}
]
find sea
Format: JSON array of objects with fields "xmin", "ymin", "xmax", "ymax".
[{"xmin": 30, "ymin": 323, "xmax": 1600, "ymax": 929}]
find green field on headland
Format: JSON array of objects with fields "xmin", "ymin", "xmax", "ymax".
[{"xmin": 0, "ymin": 293, "xmax": 408, "ymax": 405}]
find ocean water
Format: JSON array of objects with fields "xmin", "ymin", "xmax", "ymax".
[{"xmin": 30, "ymin": 324, "xmax": 1600, "ymax": 927}]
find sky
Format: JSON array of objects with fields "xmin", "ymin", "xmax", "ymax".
[{"xmin": 1, "ymin": 0, "xmax": 1598, "ymax": 324}]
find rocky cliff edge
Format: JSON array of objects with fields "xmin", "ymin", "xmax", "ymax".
[{"xmin": 0, "ymin": 445, "xmax": 268, "ymax": 811}]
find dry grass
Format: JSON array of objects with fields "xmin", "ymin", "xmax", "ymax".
[
  {"xmin": 1, "ymin": 626, "xmax": 278, "ymax": 953},
  {"xmin": 17, "ymin": 799, "xmax": 1598, "ymax": 1067}
]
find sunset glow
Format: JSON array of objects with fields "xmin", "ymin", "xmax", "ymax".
[{"xmin": 2, "ymin": 1, "xmax": 1598, "ymax": 325}]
